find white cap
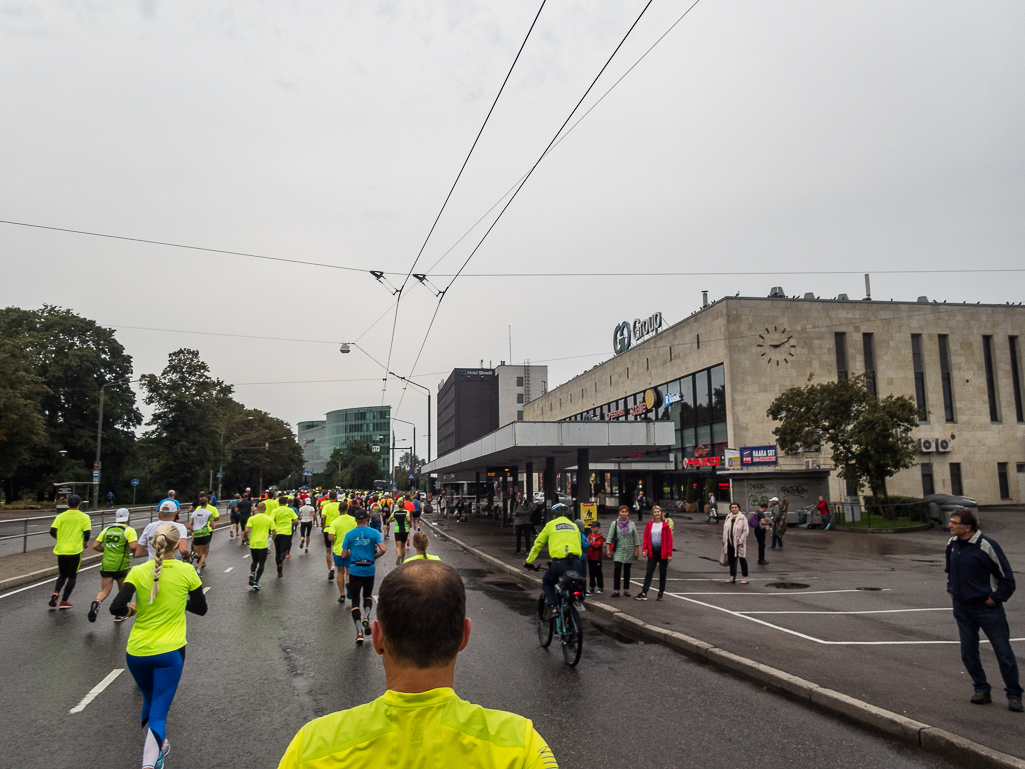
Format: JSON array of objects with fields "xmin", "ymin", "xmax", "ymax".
[
  {"xmin": 770, "ymin": 496, "xmax": 779, "ymax": 502},
  {"xmin": 159, "ymin": 500, "xmax": 178, "ymax": 513},
  {"xmin": 115, "ymin": 508, "xmax": 130, "ymax": 523}
]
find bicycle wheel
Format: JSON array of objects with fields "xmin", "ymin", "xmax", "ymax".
[
  {"xmin": 561, "ymin": 604, "xmax": 583, "ymax": 666},
  {"xmin": 536, "ymin": 595, "xmax": 553, "ymax": 648}
]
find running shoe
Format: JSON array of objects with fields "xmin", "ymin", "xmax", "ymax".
[
  {"xmin": 395, "ymin": 554, "xmax": 403, "ymax": 566},
  {"xmin": 277, "ymin": 564, "xmax": 283, "ymax": 578},
  {"xmin": 59, "ymin": 601, "xmax": 73, "ymax": 609},
  {"xmin": 338, "ymin": 596, "xmax": 346, "ymax": 604},
  {"xmin": 49, "ymin": 592, "xmax": 59, "ymax": 608},
  {"xmin": 328, "ymin": 569, "xmax": 335, "ymax": 581},
  {"xmin": 155, "ymin": 738, "xmax": 170, "ymax": 769},
  {"xmin": 355, "ymin": 632, "xmax": 364, "ymax": 645},
  {"xmin": 114, "ymin": 615, "xmax": 128, "ymax": 622},
  {"xmin": 248, "ymin": 574, "xmax": 255, "ymax": 587},
  {"xmin": 286, "ymin": 553, "xmax": 291, "ymax": 558},
  {"xmin": 362, "ymin": 616, "xmax": 371, "ymax": 635},
  {"xmin": 253, "ymin": 582, "xmax": 262, "ymax": 590},
  {"xmin": 305, "ymin": 548, "xmax": 309, "ymax": 554},
  {"xmin": 88, "ymin": 600, "xmax": 100, "ymax": 622}
]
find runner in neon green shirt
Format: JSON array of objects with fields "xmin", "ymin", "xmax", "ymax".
[
  {"xmin": 328, "ymin": 510, "xmax": 357, "ymax": 602},
  {"xmin": 48, "ymin": 495, "xmax": 92, "ymax": 609},
  {"xmin": 277, "ymin": 560, "xmax": 555, "ymax": 768},
  {"xmin": 273, "ymin": 499, "xmax": 299, "ymax": 578},
  {"xmin": 319, "ymin": 494, "xmax": 342, "ymax": 581},
  {"xmin": 245, "ymin": 504, "xmax": 276, "ymax": 589},
  {"xmin": 403, "ymin": 531, "xmax": 441, "ymax": 563},
  {"xmin": 88, "ymin": 507, "xmax": 138, "ymax": 622},
  {"xmin": 188, "ymin": 495, "xmax": 219, "ymax": 574}
]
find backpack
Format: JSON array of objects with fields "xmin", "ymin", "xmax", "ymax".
[{"xmin": 748, "ymin": 512, "xmax": 760, "ymax": 529}]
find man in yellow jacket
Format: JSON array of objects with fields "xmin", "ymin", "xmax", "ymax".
[{"xmin": 524, "ymin": 503, "xmax": 584, "ymax": 618}]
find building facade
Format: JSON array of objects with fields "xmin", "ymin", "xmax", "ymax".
[
  {"xmin": 524, "ymin": 295, "xmax": 1025, "ymax": 508},
  {"xmin": 496, "ymin": 363, "xmax": 548, "ymax": 427},
  {"xmin": 298, "ymin": 406, "xmax": 391, "ymax": 478}
]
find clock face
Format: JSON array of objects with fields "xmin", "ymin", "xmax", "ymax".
[{"xmin": 757, "ymin": 326, "xmax": 797, "ymax": 366}]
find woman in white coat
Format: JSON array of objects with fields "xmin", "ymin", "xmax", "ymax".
[{"xmin": 722, "ymin": 502, "xmax": 750, "ymax": 584}]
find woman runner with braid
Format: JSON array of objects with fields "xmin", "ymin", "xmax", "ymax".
[
  {"xmin": 111, "ymin": 524, "xmax": 207, "ymax": 769},
  {"xmin": 403, "ymin": 531, "xmax": 441, "ymax": 562}
]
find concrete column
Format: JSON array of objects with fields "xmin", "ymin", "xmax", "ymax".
[
  {"xmin": 577, "ymin": 448, "xmax": 590, "ymax": 518},
  {"xmin": 525, "ymin": 461, "xmax": 534, "ymax": 503},
  {"xmin": 501, "ymin": 475, "xmax": 509, "ymax": 527},
  {"xmin": 544, "ymin": 456, "xmax": 556, "ymax": 522}
]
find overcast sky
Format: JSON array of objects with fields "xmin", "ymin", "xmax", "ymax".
[{"xmin": 3, "ymin": 1, "xmax": 1023, "ymax": 458}]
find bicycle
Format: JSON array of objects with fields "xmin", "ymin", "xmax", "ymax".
[{"xmin": 529, "ymin": 562, "xmax": 586, "ymax": 666}]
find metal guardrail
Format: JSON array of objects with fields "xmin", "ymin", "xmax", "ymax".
[{"xmin": 0, "ymin": 505, "xmax": 165, "ymax": 554}]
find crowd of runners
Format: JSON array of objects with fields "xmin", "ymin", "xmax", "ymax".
[{"xmin": 45, "ymin": 486, "xmax": 444, "ymax": 769}]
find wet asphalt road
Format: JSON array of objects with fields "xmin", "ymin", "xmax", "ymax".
[{"xmin": 0, "ymin": 527, "xmax": 962, "ymax": 769}]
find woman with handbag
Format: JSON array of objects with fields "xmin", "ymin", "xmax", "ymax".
[
  {"xmin": 722, "ymin": 502, "xmax": 750, "ymax": 584},
  {"xmin": 635, "ymin": 506, "xmax": 673, "ymax": 601},
  {"xmin": 606, "ymin": 505, "xmax": 640, "ymax": 597}
]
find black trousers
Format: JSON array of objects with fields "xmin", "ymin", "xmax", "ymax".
[
  {"xmin": 587, "ymin": 559, "xmax": 604, "ymax": 589},
  {"xmin": 349, "ymin": 574, "xmax": 375, "ymax": 611},
  {"xmin": 727, "ymin": 542, "xmax": 748, "ymax": 578},
  {"xmin": 250, "ymin": 548, "xmax": 268, "ymax": 580},
  {"xmin": 613, "ymin": 561, "xmax": 632, "ymax": 591},
  {"xmin": 299, "ymin": 521, "xmax": 313, "ymax": 539},
  {"xmin": 754, "ymin": 527, "xmax": 766, "ymax": 561},
  {"xmin": 54, "ymin": 554, "xmax": 81, "ymax": 599},
  {"xmin": 640, "ymin": 552, "xmax": 668, "ymax": 596},
  {"xmin": 514, "ymin": 524, "xmax": 534, "ymax": 552},
  {"xmin": 274, "ymin": 533, "xmax": 293, "ymax": 565}
]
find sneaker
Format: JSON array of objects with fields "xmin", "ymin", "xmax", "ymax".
[
  {"xmin": 624, "ymin": 591, "xmax": 631, "ymax": 597},
  {"xmin": 610, "ymin": 591, "xmax": 620, "ymax": 598},
  {"xmin": 49, "ymin": 592, "xmax": 59, "ymax": 608},
  {"xmin": 248, "ymin": 574, "xmax": 255, "ymax": 587},
  {"xmin": 634, "ymin": 593, "xmax": 648, "ymax": 601},
  {"xmin": 155, "ymin": 738, "xmax": 170, "ymax": 769},
  {"xmin": 59, "ymin": 601, "xmax": 73, "ymax": 609},
  {"xmin": 355, "ymin": 632, "xmax": 364, "ymax": 645},
  {"xmin": 113, "ymin": 615, "xmax": 128, "ymax": 622},
  {"xmin": 757, "ymin": 560, "xmax": 769, "ymax": 565},
  {"xmin": 305, "ymin": 548, "xmax": 309, "ymax": 554},
  {"xmin": 362, "ymin": 617, "xmax": 371, "ymax": 634},
  {"xmin": 87, "ymin": 600, "xmax": 100, "ymax": 622},
  {"xmin": 229, "ymin": 531, "xmax": 234, "ymax": 539},
  {"xmin": 338, "ymin": 596, "xmax": 346, "ymax": 604},
  {"xmin": 328, "ymin": 569, "xmax": 335, "ymax": 581},
  {"xmin": 395, "ymin": 554, "xmax": 403, "ymax": 566},
  {"xmin": 656, "ymin": 594, "xmax": 664, "ymax": 601},
  {"xmin": 586, "ymin": 588, "xmax": 594, "ymax": 595},
  {"xmin": 1010, "ymin": 697, "xmax": 1024, "ymax": 713},
  {"xmin": 277, "ymin": 564, "xmax": 283, "ymax": 578},
  {"xmin": 597, "ymin": 588, "xmax": 604, "ymax": 595},
  {"xmin": 542, "ymin": 605, "xmax": 558, "ymax": 621},
  {"xmin": 971, "ymin": 691, "xmax": 992, "ymax": 705},
  {"xmin": 286, "ymin": 553, "xmax": 291, "ymax": 558},
  {"xmin": 253, "ymin": 582, "xmax": 261, "ymax": 590}
]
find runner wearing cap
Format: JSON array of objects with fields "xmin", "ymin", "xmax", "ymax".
[
  {"xmin": 88, "ymin": 508, "xmax": 138, "ymax": 622},
  {"xmin": 48, "ymin": 494, "xmax": 92, "ymax": 610},
  {"xmin": 297, "ymin": 496, "xmax": 316, "ymax": 553},
  {"xmin": 273, "ymin": 498, "xmax": 299, "ymax": 578},
  {"xmin": 339, "ymin": 508, "xmax": 385, "ymax": 644},
  {"xmin": 320, "ymin": 494, "xmax": 342, "ymax": 580},
  {"xmin": 136, "ymin": 501, "xmax": 190, "ymax": 561}
]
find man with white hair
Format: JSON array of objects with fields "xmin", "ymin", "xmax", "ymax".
[{"xmin": 135, "ymin": 501, "xmax": 189, "ymax": 561}]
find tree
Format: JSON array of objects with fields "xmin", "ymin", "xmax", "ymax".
[
  {"xmin": 767, "ymin": 375, "xmax": 919, "ymax": 518},
  {"xmin": 0, "ymin": 341, "xmax": 48, "ymax": 499},
  {"xmin": 395, "ymin": 451, "xmax": 424, "ymax": 492},
  {"xmin": 0, "ymin": 306, "xmax": 142, "ymax": 501},
  {"xmin": 220, "ymin": 409, "xmax": 303, "ymax": 495},
  {"xmin": 139, "ymin": 349, "xmax": 232, "ymax": 501}
]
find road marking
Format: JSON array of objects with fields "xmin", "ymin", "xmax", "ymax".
[
  {"xmin": 631, "ymin": 584, "xmax": 875, "ymax": 597},
  {"xmin": 70, "ymin": 669, "xmax": 123, "ymax": 713},
  {"xmin": 203, "ymin": 587, "xmax": 212, "ymax": 594},
  {"xmin": 224, "ymin": 567, "xmax": 233, "ymax": 573},
  {"xmin": 0, "ymin": 564, "xmax": 101, "ymax": 600},
  {"xmin": 741, "ymin": 608, "xmax": 950, "ymax": 615},
  {"xmin": 242, "ymin": 554, "xmax": 249, "ymax": 559}
]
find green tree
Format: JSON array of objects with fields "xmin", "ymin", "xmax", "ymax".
[
  {"xmin": 219, "ymin": 409, "xmax": 303, "ymax": 496},
  {"xmin": 0, "ymin": 306, "xmax": 142, "ymax": 502},
  {"xmin": 396, "ymin": 451, "xmax": 424, "ymax": 491},
  {"xmin": 767, "ymin": 375, "xmax": 919, "ymax": 518},
  {"xmin": 0, "ymin": 341, "xmax": 48, "ymax": 500}
]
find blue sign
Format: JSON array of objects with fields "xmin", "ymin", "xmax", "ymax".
[
  {"xmin": 408, "ymin": 472, "xmax": 415, "ymax": 480},
  {"xmin": 131, "ymin": 479, "xmax": 139, "ymax": 487},
  {"xmin": 740, "ymin": 445, "xmax": 778, "ymax": 466}
]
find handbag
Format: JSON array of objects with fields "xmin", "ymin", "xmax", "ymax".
[{"xmin": 718, "ymin": 548, "xmax": 728, "ymax": 567}]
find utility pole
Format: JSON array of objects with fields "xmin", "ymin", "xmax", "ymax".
[{"xmin": 92, "ymin": 384, "xmax": 106, "ymax": 511}]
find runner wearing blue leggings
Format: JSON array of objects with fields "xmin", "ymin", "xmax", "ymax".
[{"xmin": 111, "ymin": 523, "xmax": 207, "ymax": 768}]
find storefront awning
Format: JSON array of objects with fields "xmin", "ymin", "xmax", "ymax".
[{"xmin": 422, "ymin": 421, "xmax": 675, "ymax": 476}]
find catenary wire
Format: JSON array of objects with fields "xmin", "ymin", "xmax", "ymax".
[{"xmin": 380, "ymin": 0, "xmax": 548, "ymax": 403}]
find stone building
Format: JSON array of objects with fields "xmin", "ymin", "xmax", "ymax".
[{"xmin": 523, "ymin": 293, "xmax": 1024, "ymax": 508}]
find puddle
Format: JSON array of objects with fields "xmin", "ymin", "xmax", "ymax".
[
  {"xmin": 765, "ymin": 582, "xmax": 810, "ymax": 589},
  {"xmin": 484, "ymin": 581, "xmax": 525, "ymax": 592},
  {"xmin": 457, "ymin": 568, "xmax": 490, "ymax": 578}
]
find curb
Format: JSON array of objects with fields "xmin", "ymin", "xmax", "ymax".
[
  {"xmin": 831, "ymin": 522, "xmax": 935, "ymax": 534},
  {"xmin": 430, "ymin": 522, "xmax": 1025, "ymax": 769},
  {"xmin": 0, "ymin": 553, "xmax": 104, "ymax": 594}
]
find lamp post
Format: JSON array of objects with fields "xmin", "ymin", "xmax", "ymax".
[
  {"xmin": 93, "ymin": 379, "xmax": 133, "ymax": 511},
  {"xmin": 391, "ymin": 417, "xmax": 416, "ymax": 489}
]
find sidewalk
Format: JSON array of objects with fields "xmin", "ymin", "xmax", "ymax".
[{"xmin": 426, "ymin": 511, "xmax": 1025, "ymax": 769}]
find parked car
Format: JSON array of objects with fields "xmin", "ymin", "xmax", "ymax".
[{"xmin": 532, "ymin": 491, "xmax": 576, "ymax": 507}]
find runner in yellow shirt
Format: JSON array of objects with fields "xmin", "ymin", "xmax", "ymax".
[
  {"xmin": 48, "ymin": 494, "xmax": 93, "ymax": 609},
  {"xmin": 245, "ymin": 503, "xmax": 277, "ymax": 590},
  {"xmin": 88, "ymin": 507, "xmax": 139, "ymax": 622},
  {"xmin": 273, "ymin": 498, "xmax": 299, "ymax": 578},
  {"xmin": 319, "ymin": 493, "xmax": 342, "ymax": 581},
  {"xmin": 403, "ymin": 531, "xmax": 441, "ymax": 562},
  {"xmin": 277, "ymin": 561, "xmax": 555, "ymax": 768},
  {"xmin": 328, "ymin": 507, "xmax": 357, "ymax": 603}
]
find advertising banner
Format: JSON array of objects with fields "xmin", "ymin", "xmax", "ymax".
[
  {"xmin": 740, "ymin": 445, "xmax": 778, "ymax": 466},
  {"xmin": 580, "ymin": 503, "xmax": 597, "ymax": 525}
]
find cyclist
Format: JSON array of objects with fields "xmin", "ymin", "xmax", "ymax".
[
  {"xmin": 339, "ymin": 509, "xmax": 385, "ymax": 644},
  {"xmin": 245, "ymin": 501, "xmax": 276, "ymax": 590},
  {"xmin": 110, "ymin": 523, "xmax": 207, "ymax": 769},
  {"xmin": 277, "ymin": 561, "xmax": 555, "ymax": 767},
  {"xmin": 88, "ymin": 508, "xmax": 138, "ymax": 622},
  {"xmin": 48, "ymin": 494, "xmax": 92, "ymax": 609},
  {"xmin": 524, "ymin": 504, "xmax": 584, "ymax": 620},
  {"xmin": 403, "ymin": 531, "xmax": 440, "ymax": 562}
]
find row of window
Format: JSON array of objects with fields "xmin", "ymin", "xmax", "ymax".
[
  {"xmin": 921, "ymin": 461, "xmax": 1023, "ymax": 500},
  {"xmin": 330, "ymin": 409, "xmax": 391, "ymax": 423},
  {"xmin": 835, "ymin": 333, "xmax": 1024, "ymax": 424}
]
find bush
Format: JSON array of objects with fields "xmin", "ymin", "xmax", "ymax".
[{"xmin": 863, "ymin": 495, "xmax": 930, "ymax": 523}]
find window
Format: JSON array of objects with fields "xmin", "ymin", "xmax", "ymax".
[
  {"xmin": 1010, "ymin": 337, "xmax": 1024, "ymax": 422},
  {"xmin": 516, "ymin": 393, "xmax": 524, "ymax": 404},
  {"xmin": 983, "ymin": 336, "xmax": 999, "ymax": 422},
  {"xmin": 921, "ymin": 463, "xmax": 935, "ymax": 497},
  {"xmin": 835, "ymin": 332, "xmax": 848, "ymax": 379},
  {"xmin": 844, "ymin": 477, "xmax": 859, "ymax": 498},
  {"xmin": 516, "ymin": 376, "xmax": 523, "ymax": 387},
  {"xmin": 862, "ymin": 333, "xmax": 877, "ymax": 396},
  {"xmin": 517, "ymin": 410, "xmax": 523, "ymax": 421},
  {"xmin": 998, "ymin": 462, "xmax": 1010, "ymax": 500},
  {"xmin": 911, "ymin": 334, "xmax": 927, "ymax": 420},
  {"xmin": 949, "ymin": 463, "xmax": 963, "ymax": 497},
  {"xmin": 938, "ymin": 335, "xmax": 955, "ymax": 422}
]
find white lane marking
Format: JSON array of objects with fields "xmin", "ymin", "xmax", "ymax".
[
  {"xmin": 70, "ymin": 669, "xmax": 123, "ymax": 713},
  {"xmin": 741, "ymin": 608, "xmax": 950, "ymax": 615},
  {"xmin": 630, "ymin": 583, "xmax": 874, "ymax": 597},
  {"xmin": 242, "ymin": 554, "xmax": 249, "ymax": 559},
  {"xmin": 203, "ymin": 587, "xmax": 212, "ymax": 594},
  {"xmin": 662, "ymin": 591, "xmax": 1025, "ymax": 645},
  {"xmin": 0, "ymin": 564, "xmax": 101, "ymax": 600},
  {"xmin": 224, "ymin": 567, "xmax": 233, "ymax": 573}
]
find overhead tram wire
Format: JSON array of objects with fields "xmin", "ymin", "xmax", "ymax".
[
  {"xmin": 378, "ymin": 0, "xmax": 549, "ymax": 404},
  {"xmin": 392, "ymin": 0, "xmax": 657, "ymax": 418}
]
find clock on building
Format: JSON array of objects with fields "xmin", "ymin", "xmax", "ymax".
[{"xmin": 757, "ymin": 326, "xmax": 797, "ymax": 366}]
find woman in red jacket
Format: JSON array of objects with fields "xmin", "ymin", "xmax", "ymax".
[{"xmin": 635, "ymin": 506, "xmax": 673, "ymax": 601}]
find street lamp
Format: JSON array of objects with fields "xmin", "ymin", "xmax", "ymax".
[
  {"xmin": 392, "ymin": 418, "xmax": 416, "ymax": 489},
  {"xmin": 93, "ymin": 378, "xmax": 134, "ymax": 511}
]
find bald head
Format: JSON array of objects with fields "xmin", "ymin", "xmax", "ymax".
[{"xmin": 378, "ymin": 561, "xmax": 465, "ymax": 668}]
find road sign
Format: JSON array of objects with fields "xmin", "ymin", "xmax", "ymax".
[
  {"xmin": 92, "ymin": 470, "xmax": 100, "ymax": 482},
  {"xmin": 131, "ymin": 479, "xmax": 139, "ymax": 487},
  {"xmin": 371, "ymin": 445, "xmax": 380, "ymax": 453},
  {"xmin": 408, "ymin": 472, "xmax": 415, "ymax": 480},
  {"xmin": 216, "ymin": 472, "xmax": 222, "ymax": 479},
  {"xmin": 93, "ymin": 461, "xmax": 100, "ymax": 470}
]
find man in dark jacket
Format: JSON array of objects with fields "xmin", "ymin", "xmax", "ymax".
[{"xmin": 945, "ymin": 508, "xmax": 1022, "ymax": 712}]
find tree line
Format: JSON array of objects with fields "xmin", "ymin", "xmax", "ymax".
[{"xmin": 0, "ymin": 306, "xmax": 304, "ymax": 506}]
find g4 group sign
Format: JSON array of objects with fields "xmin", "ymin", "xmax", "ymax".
[{"xmin": 740, "ymin": 445, "xmax": 778, "ymax": 466}]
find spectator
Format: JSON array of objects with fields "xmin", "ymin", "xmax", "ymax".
[
  {"xmin": 606, "ymin": 505, "xmax": 640, "ymax": 598},
  {"xmin": 945, "ymin": 508, "xmax": 1021, "ymax": 712},
  {"xmin": 586, "ymin": 521, "xmax": 605, "ymax": 595},
  {"xmin": 816, "ymin": 495, "xmax": 831, "ymax": 530},
  {"xmin": 770, "ymin": 496, "xmax": 786, "ymax": 550},
  {"xmin": 707, "ymin": 491, "xmax": 717, "ymax": 523},
  {"xmin": 723, "ymin": 502, "xmax": 750, "ymax": 584},
  {"xmin": 277, "ymin": 562, "xmax": 555, "ymax": 766},
  {"xmin": 636, "ymin": 505, "xmax": 673, "ymax": 601},
  {"xmin": 753, "ymin": 502, "xmax": 769, "ymax": 565},
  {"xmin": 634, "ymin": 488, "xmax": 646, "ymax": 522},
  {"xmin": 512, "ymin": 491, "xmax": 533, "ymax": 554}
]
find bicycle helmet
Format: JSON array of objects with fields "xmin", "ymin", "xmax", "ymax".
[{"xmin": 550, "ymin": 503, "xmax": 571, "ymax": 517}]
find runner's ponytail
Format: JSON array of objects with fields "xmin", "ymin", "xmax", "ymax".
[{"xmin": 150, "ymin": 523, "xmax": 181, "ymax": 604}]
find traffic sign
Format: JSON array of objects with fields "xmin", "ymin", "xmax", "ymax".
[
  {"xmin": 216, "ymin": 472, "xmax": 222, "ymax": 479},
  {"xmin": 92, "ymin": 470, "xmax": 100, "ymax": 482},
  {"xmin": 131, "ymin": 479, "xmax": 139, "ymax": 487},
  {"xmin": 408, "ymin": 472, "xmax": 415, "ymax": 480}
]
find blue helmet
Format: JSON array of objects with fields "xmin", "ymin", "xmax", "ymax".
[{"xmin": 551, "ymin": 503, "xmax": 571, "ymax": 517}]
